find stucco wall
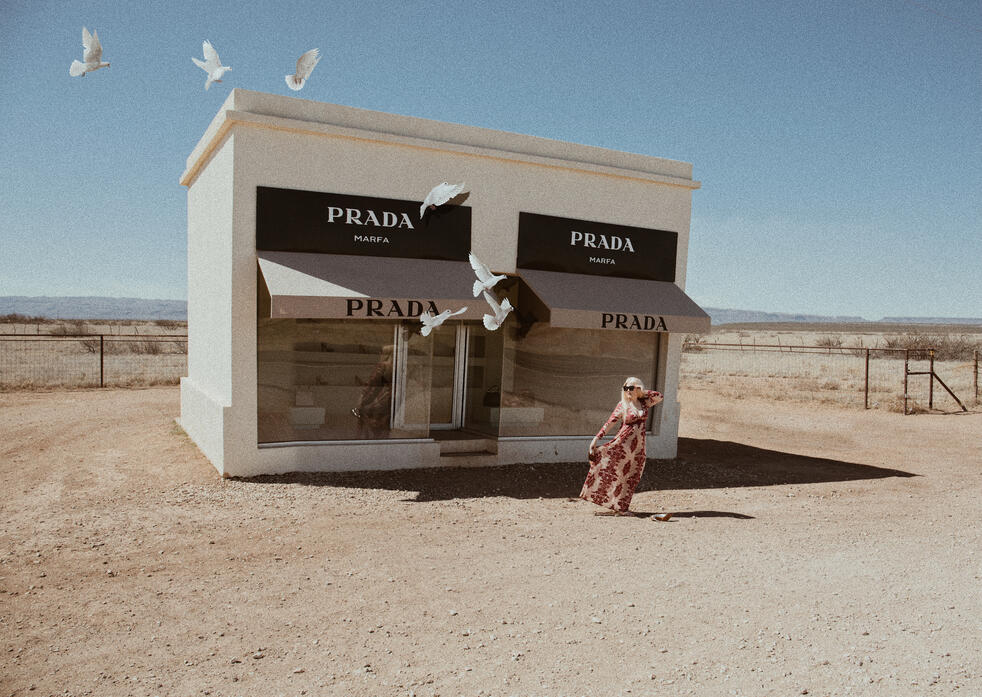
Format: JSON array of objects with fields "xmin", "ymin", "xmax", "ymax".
[{"xmin": 179, "ymin": 135, "xmax": 236, "ymax": 471}]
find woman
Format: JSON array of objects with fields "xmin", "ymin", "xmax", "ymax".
[
  {"xmin": 579, "ymin": 377, "xmax": 665, "ymax": 517},
  {"xmin": 352, "ymin": 345, "xmax": 394, "ymax": 438}
]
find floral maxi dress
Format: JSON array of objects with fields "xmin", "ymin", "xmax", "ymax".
[{"xmin": 579, "ymin": 390, "xmax": 662, "ymax": 513}]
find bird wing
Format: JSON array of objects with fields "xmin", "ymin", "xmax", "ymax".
[
  {"xmin": 296, "ymin": 48, "xmax": 320, "ymax": 79},
  {"xmin": 469, "ymin": 252, "xmax": 493, "ymax": 283},
  {"xmin": 82, "ymin": 27, "xmax": 102, "ymax": 63},
  {"xmin": 192, "ymin": 56, "xmax": 208, "ymax": 71},
  {"xmin": 426, "ymin": 181, "xmax": 465, "ymax": 208},
  {"xmin": 419, "ymin": 311, "xmax": 434, "ymax": 325},
  {"xmin": 437, "ymin": 182, "xmax": 465, "ymax": 205},
  {"xmin": 422, "ymin": 183, "xmax": 444, "ymax": 208},
  {"xmin": 482, "ymin": 290, "xmax": 501, "ymax": 314},
  {"xmin": 90, "ymin": 31, "xmax": 103, "ymax": 61},
  {"xmin": 201, "ymin": 41, "xmax": 221, "ymax": 70}
]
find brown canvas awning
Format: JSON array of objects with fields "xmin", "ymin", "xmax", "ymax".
[
  {"xmin": 518, "ymin": 269, "xmax": 710, "ymax": 333},
  {"xmin": 257, "ymin": 251, "xmax": 484, "ymax": 320}
]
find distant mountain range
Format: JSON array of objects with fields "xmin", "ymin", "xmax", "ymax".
[
  {"xmin": 0, "ymin": 296, "xmax": 979, "ymax": 327},
  {"xmin": 704, "ymin": 307, "xmax": 867, "ymax": 325},
  {"xmin": 0, "ymin": 296, "xmax": 187, "ymax": 321},
  {"xmin": 705, "ymin": 307, "xmax": 982, "ymax": 326}
]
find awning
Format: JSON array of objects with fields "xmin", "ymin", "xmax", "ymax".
[
  {"xmin": 257, "ymin": 251, "xmax": 485, "ymax": 320},
  {"xmin": 518, "ymin": 269, "xmax": 711, "ymax": 333}
]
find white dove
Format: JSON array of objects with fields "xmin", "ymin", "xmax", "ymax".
[
  {"xmin": 69, "ymin": 27, "xmax": 110, "ymax": 77},
  {"xmin": 285, "ymin": 48, "xmax": 320, "ymax": 91},
  {"xmin": 420, "ymin": 306, "xmax": 468, "ymax": 337},
  {"xmin": 420, "ymin": 182, "xmax": 466, "ymax": 218},
  {"xmin": 481, "ymin": 291, "xmax": 513, "ymax": 332},
  {"xmin": 192, "ymin": 41, "xmax": 231, "ymax": 90},
  {"xmin": 469, "ymin": 252, "xmax": 506, "ymax": 297}
]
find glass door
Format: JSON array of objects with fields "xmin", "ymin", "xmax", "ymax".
[
  {"xmin": 391, "ymin": 323, "xmax": 434, "ymax": 433},
  {"xmin": 428, "ymin": 324, "xmax": 467, "ymax": 429},
  {"xmin": 391, "ymin": 322, "xmax": 466, "ymax": 432}
]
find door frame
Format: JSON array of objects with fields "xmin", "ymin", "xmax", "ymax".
[
  {"xmin": 392, "ymin": 323, "xmax": 469, "ymax": 431},
  {"xmin": 429, "ymin": 323, "xmax": 469, "ymax": 430}
]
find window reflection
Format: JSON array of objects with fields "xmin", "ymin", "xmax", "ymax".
[
  {"xmin": 500, "ymin": 323, "xmax": 659, "ymax": 437},
  {"xmin": 257, "ymin": 317, "xmax": 659, "ymax": 443},
  {"xmin": 463, "ymin": 325, "xmax": 503, "ymax": 436},
  {"xmin": 257, "ymin": 319, "xmax": 431, "ymax": 443}
]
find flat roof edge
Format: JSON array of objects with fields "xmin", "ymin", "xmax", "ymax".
[{"xmin": 181, "ymin": 89, "xmax": 700, "ymax": 189}]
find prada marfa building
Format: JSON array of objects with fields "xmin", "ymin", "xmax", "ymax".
[{"xmin": 179, "ymin": 89, "xmax": 709, "ymax": 477}]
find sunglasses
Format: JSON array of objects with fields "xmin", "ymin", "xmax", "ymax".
[{"xmin": 622, "ymin": 385, "xmax": 640, "ymax": 391}]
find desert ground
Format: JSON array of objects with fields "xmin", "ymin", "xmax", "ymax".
[{"xmin": 2, "ymin": 384, "xmax": 980, "ymax": 697}]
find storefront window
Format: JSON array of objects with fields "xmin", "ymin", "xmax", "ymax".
[
  {"xmin": 257, "ymin": 319, "xmax": 432, "ymax": 443},
  {"xmin": 463, "ymin": 326, "xmax": 504, "ymax": 437},
  {"xmin": 499, "ymin": 323, "xmax": 659, "ymax": 437}
]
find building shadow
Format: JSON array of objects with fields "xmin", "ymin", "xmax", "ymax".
[{"xmin": 232, "ymin": 437, "xmax": 917, "ymax": 503}]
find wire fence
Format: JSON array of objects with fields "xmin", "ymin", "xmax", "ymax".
[
  {"xmin": 681, "ymin": 342, "xmax": 979, "ymax": 414},
  {"xmin": 0, "ymin": 334, "xmax": 187, "ymax": 389},
  {"xmin": 2, "ymin": 332, "xmax": 978, "ymax": 413}
]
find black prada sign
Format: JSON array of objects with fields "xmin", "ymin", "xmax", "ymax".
[
  {"xmin": 601, "ymin": 313, "xmax": 668, "ymax": 331},
  {"xmin": 345, "ymin": 299, "xmax": 440, "ymax": 317},
  {"xmin": 517, "ymin": 212, "xmax": 677, "ymax": 282},
  {"xmin": 256, "ymin": 187, "xmax": 471, "ymax": 261}
]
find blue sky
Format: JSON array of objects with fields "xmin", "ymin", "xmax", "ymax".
[{"xmin": 1, "ymin": 0, "xmax": 979, "ymax": 319}]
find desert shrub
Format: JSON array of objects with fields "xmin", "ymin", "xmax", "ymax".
[
  {"xmin": 883, "ymin": 331, "xmax": 980, "ymax": 361},
  {"xmin": 78, "ymin": 337, "xmax": 185, "ymax": 355},
  {"xmin": 134, "ymin": 339, "xmax": 163, "ymax": 355},
  {"xmin": 50, "ymin": 320, "xmax": 87, "ymax": 335},
  {"xmin": 816, "ymin": 335, "xmax": 844, "ymax": 349},
  {"xmin": 0, "ymin": 313, "xmax": 46, "ymax": 323},
  {"xmin": 682, "ymin": 335, "xmax": 706, "ymax": 352},
  {"xmin": 152, "ymin": 319, "xmax": 186, "ymax": 329}
]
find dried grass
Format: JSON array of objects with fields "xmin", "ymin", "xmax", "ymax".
[{"xmin": 883, "ymin": 331, "xmax": 979, "ymax": 361}]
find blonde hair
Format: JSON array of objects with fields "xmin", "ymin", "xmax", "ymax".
[{"xmin": 620, "ymin": 377, "xmax": 644, "ymax": 417}]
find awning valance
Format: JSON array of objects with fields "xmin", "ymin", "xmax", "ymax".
[
  {"xmin": 257, "ymin": 251, "xmax": 484, "ymax": 320},
  {"xmin": 518, "ymin": 269, "xmax": 710, "ymax": 333}
]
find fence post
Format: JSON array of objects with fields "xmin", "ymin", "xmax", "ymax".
[
  {"xmin": 975, "ymin": 349, "xmax": 978, "ymax": 405},
  {"xmin": 100, "ymin": 335, "xmax": 104, "ymax": 388},
  {"xmin": 928, "ymin": 348, "xmax": 935, "ymax": 410},
  {"xmin": 904, "ymin": 349, "xmax": 910, "ymax": 416},
  {"xmin": 864, "ymin": 348, "xmax": 870, "ymax": 409}
]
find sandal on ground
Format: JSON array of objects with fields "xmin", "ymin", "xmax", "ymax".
[{"xmin": 653, "ymin": 513, "xmax": 672, "ymax": 521}]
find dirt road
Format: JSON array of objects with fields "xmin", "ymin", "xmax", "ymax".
[{"xmin": 2, "ymin": 386, "xmax": 980, "ymax": 696}]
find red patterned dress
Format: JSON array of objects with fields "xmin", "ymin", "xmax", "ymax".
[{"xmin": 579, "ymin": 390, "xmax": 662, "ymax": 513}]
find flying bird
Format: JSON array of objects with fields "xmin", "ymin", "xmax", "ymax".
[
  {"xmin": 69, "ymin": 27, "xmax": 110, "ymax": 77},
  {"xmin": 285, "ymin": 48, "xmax": 321, "ymax": 91},
  {"xmin": 469, "ymin": 252, "xmax": 506, "ymax": 297},
  {"xmin": 420, "ymin": 306, "xmax": 468, "ymax": 336},
  {"xmin": 481, "ymin": 291, "xmax": 513, "ymax": 332},
  {"xmin": 192, "ymin": 41, "xmax": 231, "ymax": 90},
  {"xmin": 420, "ymin": 182, "xmax": 466, "ymax": 218}
]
